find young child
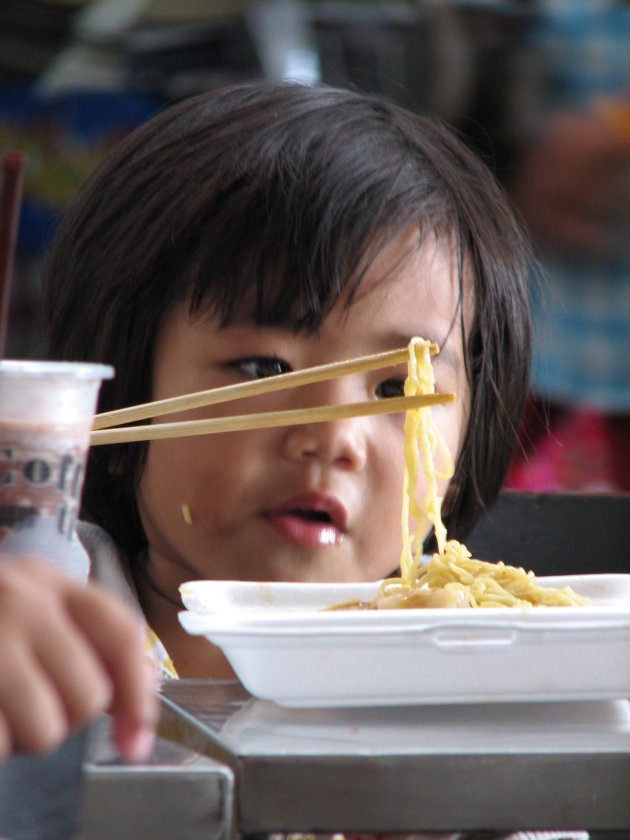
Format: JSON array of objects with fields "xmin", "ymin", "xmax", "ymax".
[
  {"xmin": 35, "ymin": 79, "xmax": 592, "ymax": 840},
  {"xmin": 41, "ymin": 80, "xmax": 532, "ymax": 682}
]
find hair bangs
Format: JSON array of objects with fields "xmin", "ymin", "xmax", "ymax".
[{"xmin": 184, "ymin": 155, "xmax": 454, "ymax": 332}]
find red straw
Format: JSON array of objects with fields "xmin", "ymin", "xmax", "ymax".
[{"xmin": 0, "ymin": 151, "xmax": 27, "ymax": 359}]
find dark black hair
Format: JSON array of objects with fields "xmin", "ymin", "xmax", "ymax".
[{"xmin": 43, "ymin": 80, "xmax": 532, "ymax": 559}]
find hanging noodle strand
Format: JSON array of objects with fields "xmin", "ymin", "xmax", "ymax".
[{"xmin": 372, "ymin": 338, "xmax": 589, "ymax": 610}]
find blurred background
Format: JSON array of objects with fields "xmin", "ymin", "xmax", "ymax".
[{"xmin": 1, "ymin": 0, "xmax": 629, "ymax": 494}]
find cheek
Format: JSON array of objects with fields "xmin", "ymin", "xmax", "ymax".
[
  {"xmin": 139, "ymin": 434, "xmax": 251, "ymax": 518},
  {"xmin": 137, "ymin": 434, "xmax": 260, "ymax": 562},
  {"xmin": 179, "ymin": 428, "xmax": 277, "ymax": 500},
  {"xmin": 137, "ymin": 441, "xmax": 193, "ymax": 528},
  {"xmin": 431, "ymin": 404, "xmax": 464, "ymax": 461},
  {"xmin": 371, "ymin": 430, "xmax": 407, "ymax": 518}
]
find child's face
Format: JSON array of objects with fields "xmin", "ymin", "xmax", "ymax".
[{"xmin": 137, "ymin": 227, "xmax": 471, "ymax": 587}]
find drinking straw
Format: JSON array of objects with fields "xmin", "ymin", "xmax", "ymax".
[{"xmin": 0, "ymin": 151, "xmax": 27, "ymax": 358}]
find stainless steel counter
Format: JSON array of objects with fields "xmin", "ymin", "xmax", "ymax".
[
  {"xmin": 77, "ymin": 713, "xmax": 234, "ymax": 840},
  {"xmin": 159, "ymin": 679, "xmax": 630, "ymax": 835},
  {"xmin": 0, "ymin": 711, "xmax": 234, "ymax": 840},
  {"xmin": 4, "ymin": 679, "xmax": 628, "ymax": 837}
]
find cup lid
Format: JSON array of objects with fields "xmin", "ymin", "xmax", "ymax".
[{"xmin": 0, "ymin": 360, "xmax": 114, "ymax": 380}]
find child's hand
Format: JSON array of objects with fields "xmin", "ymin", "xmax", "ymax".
[{"xmin": 0, "ymin": 556, "xmax": 159, "ymax": 762}]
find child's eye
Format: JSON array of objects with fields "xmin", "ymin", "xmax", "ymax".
[
  {"xmin": 230, "ymin": 356, "xmax": 292, "ymax": 380},
  {"xmin": 375, "ymin": 378, "xmax": 406, "ymax": 399}
]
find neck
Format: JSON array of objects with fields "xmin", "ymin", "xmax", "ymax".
[{"xmin": 133, "ymin": 560, "xmax": 236, "ymax": 680}]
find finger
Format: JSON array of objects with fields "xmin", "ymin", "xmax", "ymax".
[
  {"xmin": 112, "ymin": 686, "xmax": 158, "ymax": 762},
  {"xmin": 0, "ymin": 645, "xmax": 69, "ymax": 755},
  {"xmin": 0, "ymin": 710, "xmax": 13, "ymax": 760},
  {"xmin": 65, "ymin": 584, "xmax": 159, "ymax": 759},
  {"xmin": 33, "ymin": 610, "xmax": 115, "ymax": 730},
  {"xmin": 0, "ymin": 560, "xmax": 119, "ymax": 753}
]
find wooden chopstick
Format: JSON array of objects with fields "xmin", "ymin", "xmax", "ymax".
[
  {"xmin": 92, "ymin": 344, "xmax": 438, "ymax": 430},
  {"xmin": 90, "ymin": 392, "xmax": 454, "ymax": 446}
]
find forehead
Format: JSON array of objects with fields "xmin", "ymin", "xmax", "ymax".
[
  {"xmin": 345, "ymin": 225, "xmax": 473, "ymax": 346},
  {"xmin": 189, "ymin": 222, "xmax": 473, "ymax": 365}
]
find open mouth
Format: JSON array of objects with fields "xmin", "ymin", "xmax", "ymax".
[
  {"xmin": 265, "ymin": 494, "xmax": 346, "ymax": 548},
  {"xmin": 290, "ymin": 509, "xmax": 333, "ymax": 523}
]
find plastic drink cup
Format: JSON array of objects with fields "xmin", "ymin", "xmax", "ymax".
[{"xmin": 0, "ymin": 361, "xmax": 114, "ymax": 580}]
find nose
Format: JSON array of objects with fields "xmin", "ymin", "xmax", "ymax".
[{"xmin": 280, "ymin": 380, "xmax": 369, "ymax": 470}]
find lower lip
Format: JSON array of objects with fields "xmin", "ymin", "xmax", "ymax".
[{"xmin": 265, "ymin": 513, "xmax": 343, "ymax": 548}]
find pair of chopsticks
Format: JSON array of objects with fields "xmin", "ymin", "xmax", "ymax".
[{"xmin": 90, "ymin": 344, "xmax": 455, "ymax": 446}]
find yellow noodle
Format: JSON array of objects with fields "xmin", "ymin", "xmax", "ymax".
[{"xmin": 379, "ymin": 338, "xmax": 589, "ymax": 609}]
